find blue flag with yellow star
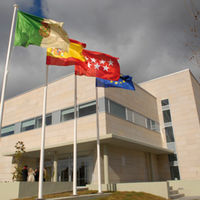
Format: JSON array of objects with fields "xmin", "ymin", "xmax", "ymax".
[{"xmin": 96, "ymin": 75, "xmax": 135, "ymax": 91}]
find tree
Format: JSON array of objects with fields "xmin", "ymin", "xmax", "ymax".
[{"xmin": 12, "ymin": 141, "xmax": 26, "ymax": 181}]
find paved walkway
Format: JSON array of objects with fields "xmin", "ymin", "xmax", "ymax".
[
  {"xmin": 47, "ymin": 193, "xmax": 111, "ymax": 200},
  {"xmin": 178, "ymin": 197, "xmax": 200, "ymax": 200}
]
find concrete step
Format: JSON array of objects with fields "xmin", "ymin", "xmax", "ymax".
[
  {"xmin": 169, "ymin": 190, "xmax": 179, "ymax": 195},
  {"xmin": 169, "ymin": 193, "xmax": 185, "ymax": 199}
]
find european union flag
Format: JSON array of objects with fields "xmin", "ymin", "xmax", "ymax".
[{"xmin": 96, "ymin": 75, "xmax": 135, "ymax": 91}]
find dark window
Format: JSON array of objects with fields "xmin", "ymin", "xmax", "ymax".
[
  {"xmin": 79, "ymin": 101, "xmax": 96, "ymax": 117},
  {"xmin": 110, "ymin": 100, "xmax": 126, "ymax": 119},
  {"xmin": 161, "ymin": 99, "xmax": 169, "ymax": 106},
  {"xmin": 165, "ymin": 126, "xmax": 175, "ymax": 142},
  {"xmin": 21, "ymin": 118, "xmax": 35, "ymax": 132},
  {"xmin": 105, "ymin": 98, "xmax": 109, "ymax": 113},
  {"xmin": 61, "ymin": 107, "xmax": 74, "ymax": 122},
  {"xmin": 170, "ymin": 166, "xmax": 180, "ymax": 180},
  {"xmin": 163, "ymin": 110, "xmax": 172, "ymax": 123},
  {"xmin": 168, "ymin": 154, "xmax": 177, "ymax": 162},
  {"xmin": 36, "ymin": 114, "xmax": 52, "ymax": 128},
  {"xmin": 1, "ymin": 124, "xmax": 15, "ymax": 137}
]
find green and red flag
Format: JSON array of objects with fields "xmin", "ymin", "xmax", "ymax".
[{"xmin": 14, "ymin": 10, "xmax": 70, "ymax": 51}]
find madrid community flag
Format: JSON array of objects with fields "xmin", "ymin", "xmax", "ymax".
[
  {"xmin": 14, "ymin": 10, "xmax": 70, "ymax": 51},
  {"xmin": 96, "ymin": 75, "xmax": 135, "ymax": 91},
  {"xmin": 46, "ymin": 39, "xmax": 86, "ymax": 66},
  {"xmin": 75, "ymin": 49, "xmax": 120, "ymax": 81}
]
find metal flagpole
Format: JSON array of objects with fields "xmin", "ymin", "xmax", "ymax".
[
  {"xmin": 37, "ymin": 65, "xmax": 49, "ymax": 200},
  {"xmin": 95, "ymin": 86, "xmax": 102, "ymax": 193},
  {"xmin": 73, "ymin": 72, "xmax": 77, "ymax": 195},
  {"xmin": 0, "ymin": 4, "xmax": 18, "ymax": 136}
]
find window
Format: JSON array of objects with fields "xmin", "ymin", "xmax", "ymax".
[
  {"xmin": 161, "ymin": 99, "xmax": 169, "ymax": 106},
  {"xmin": 168, "ymin": 154, "xmax": 177, "ymax": 162},
  {"xmin": 79, "ymin": 101, "xmax": 96, "ymax": 117},
  {"xmin": 146, "ymin": 118, "xmax": 151, "ymax": 129},
  {"xmin": 105, "ymin": 98, "xmax": 109, "ymax": 113},
  {"xmin": 165, "ymin": 126, "xmax": 175, "ymax": 142},
  {"xmin": 163, "ymin": 110, "xmax": 172, "ymax": 123},
  {"xmin": 21, "ymin": 118, "xmax": 35, "ymax": 132},
  {"xmin": 170, "ymin": 166, "xmax": 180, "ymax": 180},
  {"xmin": 36, "ymin": 114, "xmax": 52, "ymax": 128},
  {"xmin": 61, "ymin": 107, "xmax": 74, "ymax": 122},
  {"xmin": 110, "ymin": 100, "xmax": 126, "ymax": 119},
  {"xmin": 134, "ymin": 112, "xmax": 146, "ymax": 127},
  {"xmin": 1, "ymin": 124, "xmax": 15, "ymax": 137},
  {"xmin": 126, "ymin": 108, "xmax": 133, "ymax": 122}
]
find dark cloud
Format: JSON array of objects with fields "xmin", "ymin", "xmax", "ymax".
[{"xmin": 1, "ymin": 0, "xmax": 200, "ymax": 99}]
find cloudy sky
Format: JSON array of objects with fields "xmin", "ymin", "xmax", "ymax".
[{"xmin": 1, "ymin": 0, "xmax": 200, "ymax": 99}]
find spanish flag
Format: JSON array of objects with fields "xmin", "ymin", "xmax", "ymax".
[{"xmin": 46, "ymin": 39, "xmax": 86, "ymax": 66}]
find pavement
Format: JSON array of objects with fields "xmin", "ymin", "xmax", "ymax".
[
  {"xmin": 46, "ymin": 193, "xmax": 111, "ymax": 200},
  {"xmin": 178, "ymin": 197, "xmax": 200, "ymax": 200}
]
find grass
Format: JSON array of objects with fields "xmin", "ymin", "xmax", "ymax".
[{"xmin": 14, "ymin": 190, "xmax": 169, "ymax": 200}]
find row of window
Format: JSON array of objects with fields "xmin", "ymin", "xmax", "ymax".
[
  {"xmin": 161, "ymin": 99, "xmax": 180, "ymax": 180},
  {"xmin": 1, "ymin": 98, "xmax": 160, "ymax": 137},
  {"xmin": 106, "ymin": 99, "xmax": 160, "ymax": 132},
  {"xmin": 1, "ymin": 101, "xmax": 96, "ymax": 137}
]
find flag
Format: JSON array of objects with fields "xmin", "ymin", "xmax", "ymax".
[
  {"xmin": 14, "ymin": 10, "xmax": 70, "ymax": 51},
  {"xmin": 75, "ymin": 49, "xmax": 120, "ymax": 81},
  {"xmin": 96, "ymin": 75, "xmax": 135, "ymax": 91},
  {"xmin": 46, "ymin": 39, "xmax": 86, "ymax": 66}
]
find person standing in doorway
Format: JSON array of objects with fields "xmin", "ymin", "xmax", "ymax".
[
  {"xmin": 21, "ymin": 165, "xmax": 28, "ymax": 181},
  {"xmin": 27, "ymin": 168, "xmax": 35, "ymax": 182}
]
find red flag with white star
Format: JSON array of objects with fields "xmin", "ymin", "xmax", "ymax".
[{"xmin": 75, "ymin": 49, "xmax": 120, "ymax": 81}]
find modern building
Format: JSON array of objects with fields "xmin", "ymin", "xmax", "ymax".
[
  {"xmin": 0, "ymin": 69, "xmax": 199, "ymax": 186},
  {"xmin": 0, "ymin": 73, "xmax": 172, "ymax": 185},
  {"xmin": 140, "ymin": 69, "xmax": 200, "ymax": 181}
]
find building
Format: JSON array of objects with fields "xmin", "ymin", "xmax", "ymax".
[
  {"xmin": 140, "ymin": 69, "xmax": 200, "ymax": 181},
  {"xmin": 0, "ymin": 73, "xmax": 172, "ymax": 185}
]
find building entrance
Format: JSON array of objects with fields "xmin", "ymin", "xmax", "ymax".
[{"xmin": 58, "ymin": 155, "xmax": 92, "ymax": 186}]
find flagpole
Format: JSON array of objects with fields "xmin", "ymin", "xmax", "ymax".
[
  {"xmin": 0, "ymin": 4, "xmax": 18, "ymax": 136},
  {"xmin": 37, "ymin": 65, "xmax": 49, "ymax": 200},
  {"xmin": 73, "ymin": 72, "xmax": 77, "ymax": 196},
  {"xmin": 95, "ymin": 86, "xmax": 102, "ymax": 193}
]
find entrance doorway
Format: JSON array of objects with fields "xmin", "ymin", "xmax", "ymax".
[{"xmin": 58, "ymin": 155, "xmax": 92, "ymax": 186}]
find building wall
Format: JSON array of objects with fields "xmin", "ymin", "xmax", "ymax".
[
  {"xmin": 0, "ymin": 74, "xmax": 168, "ymax": 182},
  {"xmin": 140, "ymin": 69, "xmax": 200, "ymax": 180},
  {"xmin": 103, "ymin": 144, "xmax": 169, "ymax": 183},
  {"xmin": 105, "ymin": 84, "xmax": 159, "ymax": 122}
]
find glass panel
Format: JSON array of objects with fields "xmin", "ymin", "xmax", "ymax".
[
  {"xmin": 161, "ymin": 99, "xmax": 169, "ymax": 106},
  {"xmin": 105, "ymin": 98, "xmax": 109, "ymax": 113},
  {"xmin": 168, "ymin": 154, "xmax": 177, "ymax": 162},
  {"xmin": 1, "ymin": 124, "xmax": 15, "ymax": 137},
  {"xmin": 126, "ymin": 108, "xmax": 133, "ymax": 122},
  {"xmin": 165, "ymin": 126, "xmax": 175, "ymax": 142},
  {"xmin": 36, "ymin": 114, "xmax": 52, "ymax": 128},
  {"xmin": 61, "ymin": 107, "xmax": 74, "ymax": 122},
  {"xmin": 110, "ymin": 100, "xmax": 126, "ymax": 119},
  {"xmin": 36, "ymin": 117, "xmax": 42, "ymax": 128},
  {"xmin": 170, "ymin": 166, "xmax": 180, "ymax": 180},
  {"xmin": 134, "ymin": 112, "xmax": 146, "ymax": 127},
  {"xmin": 79, "ymin": 101, "xmax": 96, "ymax": 109},
  {"xmin": 21, "ymin": 119, "xmax": 35, "ymax": 132},
  {"xmin": 162, "ymin": 110, "xmax": 172, "ymax": 123},
  {"xmin": 146, "ymin": 119, "xmax": 151, "ymax": 129},
  {"xmin": 46, "ymin": 114, "xmax": 52, "ymax": 125},
  {"xmin": 79, "ymin": 101, "xmax": 96, "ymax": 117}
]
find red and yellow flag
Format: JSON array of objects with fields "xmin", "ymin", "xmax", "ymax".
[{"xmin": 46, "ymin": 39, "xmax": 86, "ymax": 66}]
